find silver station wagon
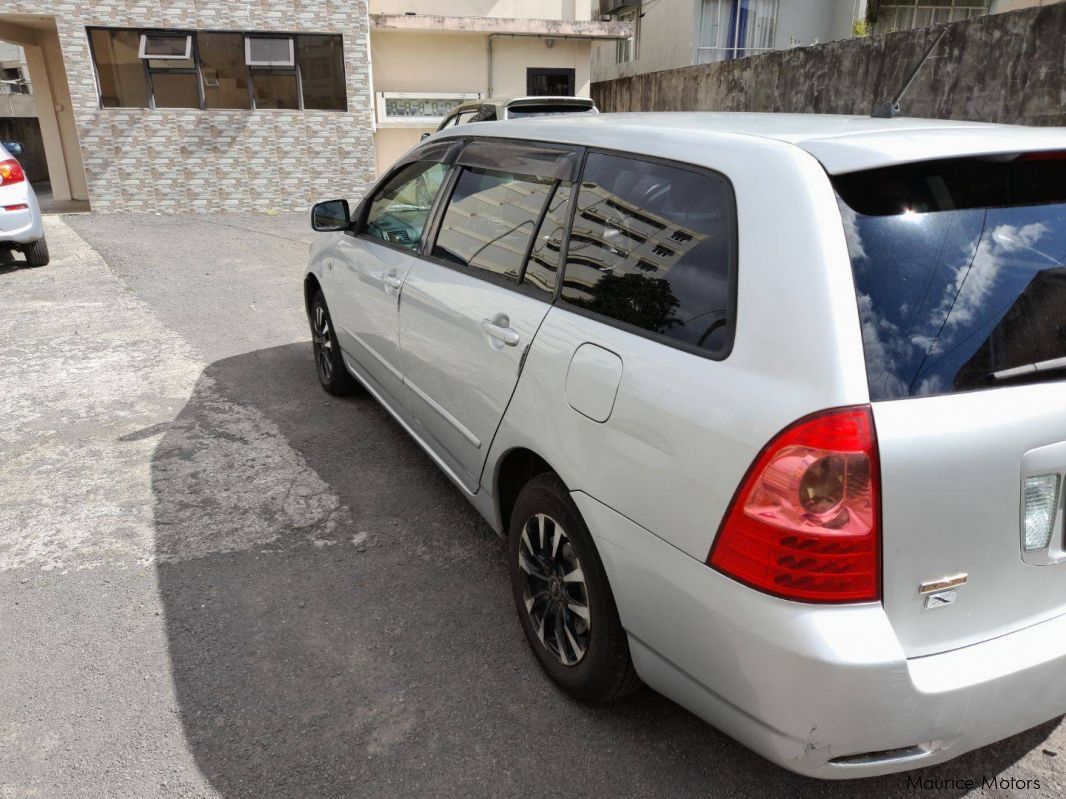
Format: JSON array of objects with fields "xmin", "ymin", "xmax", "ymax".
[{"xmin": 305, "ymin": 113, "xmax": 1066, "ymax": 778}]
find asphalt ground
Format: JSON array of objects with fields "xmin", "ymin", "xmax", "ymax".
[{"xmin": 0, "ymin": 212, "xmax": 1062, "ymax": 798}]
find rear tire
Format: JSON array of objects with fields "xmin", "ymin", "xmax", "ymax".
[
  {"xmin": 310, "ymin": 290, "xmax": 358, "ymax": 396},
  {"xmin": 508, "ymin": 472, "xmax": 641, "ymax": 703},
  {"xmin": 22, "ymin": 238, "xmax": 49, "ymax": 267}
]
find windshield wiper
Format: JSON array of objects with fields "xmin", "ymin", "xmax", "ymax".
[{"xmin": 986, "ymin": 356, "xmax": 1066, "ymax": 383}]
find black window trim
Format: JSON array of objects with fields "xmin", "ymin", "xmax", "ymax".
[
  {"xmin": 142, "ymin": 27, "xmax": 203, "ymax": 111},
  {"xmin": 553, "ymin": 146, "xmax": 739, "ymax": 363},
  {"xmin": 344, "ymin": 135, "xmax": 740, "ymax": 338},
  {"xmin": 415, "ymin": 136, "xmax": 584, "ymax": 302},
  {"xmin": 86, "ymin": 26, "xmax": 347, "ymax": 112}
]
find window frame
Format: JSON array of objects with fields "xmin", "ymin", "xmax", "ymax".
[
  {"xmin": 138, "ymin": 32, "xmax": 193, "ymax": 60},
  {"xmin": 427, "ymin": 165, "xmax": 560, "ymax": 294},
  {"xmin": 86, "ymin": 26, "xmax": 347, "ymax": 112},
  {"xmin": 141, "ymin": 29, "xmax": 203, "ymax": 110},
  {"xmin": 350, "ymin": 142, "xmax": 464, "ymax": 256},
  {"xmin": 554, "ymin": 147, "xmax": 740, "ymax": 362},
  {"xmin": 415, "ymin": 137, "xmax": 585, "ymax": 302}
]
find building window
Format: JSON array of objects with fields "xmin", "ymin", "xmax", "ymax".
[
  {"xmin": 139, "ymin": 33, "xmax": 192, "ymax": 60},
  {"xmin": 298, "ymin": 35, "xmax": 347, "ymax": 112},
  {"xmin": 615, "ymin": 6, "xmax": 640, "ymax": 64},
  {"xmin": 873, "ymin": 0, "xmax": 989, "ymax": 32},
  {"xmin": 90, "ymin": 29, "xmax": 150, "ymax": 108},
  {"xmin": 526, "ymin": 68, "xmax": 575, "ymax": 96},
  {"xmin": 87, "ymin": 28, "xmax": 347, "ymax": 111},
  {"xmin": 245, "ymin": 36, "xmax": 295, "ymax": 67},
  {"xmin": 697, "ymin": 0, "xmax": 779, "ymax": 64},
  {"xmin": 142, "ymin": 32, "xmax": 200, "ymax": 109},
  {"xmin": 198, "ymin": 32, "xmax": 250, "ymax": 109},
  {"xmin": 375, "ymin": 92, "xmax": 481, "ymax": 125}
]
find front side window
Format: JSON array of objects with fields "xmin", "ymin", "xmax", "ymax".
[
  {"xmin": 836, "ymin": 153, "xmax": 1066, "ymax": 400},
  {"xmin": 433, "ymin": 168, "xmax": 554, "ymax": 283},
  {"xmin": 364, "ymin": 161, "xmax": 450, "ymax": 252},
  {"xmin": 561, "ymin": 152, "xmax": 736, "ymax": 357}
]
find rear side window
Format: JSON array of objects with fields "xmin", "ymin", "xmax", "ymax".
[
  {"xmin": 835, "ymin": 154, "xmax": 1066, "ymax": 400},
  {"xmin": 432, "ymin": 167, "xmax": 554, "ymax": 283},
  {"xmin": 560, "ymin": 152, "xmax": 736, "ymax": 357}
]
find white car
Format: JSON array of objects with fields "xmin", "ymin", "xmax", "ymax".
[
  {"xmin": 305, "ymin": 113, "xmax": 1066, "ymax": 778},
  {"xmin": 0, "ymin": 140, "xmax": 48, "ymax": 267}
]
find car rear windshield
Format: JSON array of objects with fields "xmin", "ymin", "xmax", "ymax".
[
  {"xmin": 834, "ymin": 153, "xmax": 1066, "ymax": 400},
  {"xmin": 507, "ymin": 104, "xmax": 595, "ymax": 119}
]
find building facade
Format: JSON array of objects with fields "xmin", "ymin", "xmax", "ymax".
[
  {"xmin": 368, "ymin": 2, "xmax": 628, "ymax": 172},
  {"xmin": 0, "ymin": 2, "xmax": 627, "ymax": 212},
  {"xmin": 592, "ymin": 0, "xmax": 1058, "ymax": 83}
]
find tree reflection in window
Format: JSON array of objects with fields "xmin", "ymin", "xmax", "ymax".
[{"xmin": 561, "ymin": 153, "xmax": 735, "ymax": 355}]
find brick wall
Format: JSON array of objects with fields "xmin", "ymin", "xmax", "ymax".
[
  {"xmin": 8, "ymin": 1, "xmax": 376, "ymax": 212},
  {"xmin": 591, "ymin": 5, "xmax": 1066, "ymax": 127}
]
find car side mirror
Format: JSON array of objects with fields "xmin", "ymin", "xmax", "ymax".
[
  {"xmin": 311, "ymin": 199, "xmax": 350, "ymax": 232},
  {"xmin": 2, "ymin": 141, "xmax": 24, "ymax": 156},
  {"xmin": 420, "ymin": 132, "xmax": 431, "ymax": 141}
]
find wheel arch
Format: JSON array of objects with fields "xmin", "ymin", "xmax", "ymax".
[
  {"xmin": 493, "ymin": 447, "xmax": 558, "ymax": 537},
  {"xmin": 303, "ymin": 272, "xmax": 323, "ymax": 321}
]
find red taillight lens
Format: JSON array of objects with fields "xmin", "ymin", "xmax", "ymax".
[
  {"xmin": 0, "ymin": 159, "xmax": 26, "ymax": 186},
  {"xmin": 708, "ymin": 406, "xmax": 880, "ymax": 603}
]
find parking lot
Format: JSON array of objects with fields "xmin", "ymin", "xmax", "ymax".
[{"xmin": 2, "ymin": 213, "xmax": 1065, "ymax": 798}]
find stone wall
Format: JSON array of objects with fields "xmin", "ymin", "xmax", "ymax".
[
  {"xmin": 592, "ymin": 5, "xmax": 1066, "ymax": 127},
  {"xmin": 7, "ymin": 1, "xmax": 376, "ymax": 212}
]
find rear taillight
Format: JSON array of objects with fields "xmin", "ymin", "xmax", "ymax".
[
  {"xmin": 708, "ymin": 406, "xmax": 880, "ymax": 603},
  {"xmin": 0, "ymin": 159, "xmax": 26, "ymax": 186}
]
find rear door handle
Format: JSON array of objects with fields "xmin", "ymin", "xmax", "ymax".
[
  {"xmin": 481, "ymin": 318, "xmax": 520, "ymax": 347},
  {"xmin": 382, "ymin": 272, "xmax": 404, "ymax": 291}
]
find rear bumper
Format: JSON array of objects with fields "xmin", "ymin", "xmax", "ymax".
[
  {"xmin": 573, "ymin": 491, "xmax": 1066, "ymax": 779},
  {"xmin": 0, "ymin": 184, "xmax": 43, "ymax": 244}
]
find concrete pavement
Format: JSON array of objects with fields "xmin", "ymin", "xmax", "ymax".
[{"xmin": 1, "ymin": 214, "xmax": 1064, "ymax": 798}]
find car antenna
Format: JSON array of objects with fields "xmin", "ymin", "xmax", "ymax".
[{"xmin": 871, "ymin": 27, "xmax": 948, "ymax": 119}]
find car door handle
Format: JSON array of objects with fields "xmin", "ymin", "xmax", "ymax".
[
  {"xmin": 481, "ymin": 318, "xmax": 520, "ymax": 347},
  {"xmin": 382, "ymin": 272, "xmax": 404, "ymax": 291}
]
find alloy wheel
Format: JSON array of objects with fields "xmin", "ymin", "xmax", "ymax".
[
  {"xmin": 312, "ymin": 304, "xmax": 334, "ymax": 381},
  {"xmin": 518, "ymin": 513, "xmax": 591, "ymax": 666}
]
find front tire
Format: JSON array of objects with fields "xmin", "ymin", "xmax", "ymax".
[
  {"xmin": 508, "ymin": 472, "xmax": 640, "ymax": 703},
  {"xmin": 310, "ymin": 290, "xmax": 357, "ymax": 396},
  {"xmin": 22, "ymin": 238, "xmax": 49, "ymax": 267}
]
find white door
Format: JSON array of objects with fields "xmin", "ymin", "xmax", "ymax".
[
  {"xmin": 331, "ymin": 159, "xmax": 450, "ymax": 402},
  {"xmin": 398, "ymin": 145, "xmax": 577, "ymax": 491}
]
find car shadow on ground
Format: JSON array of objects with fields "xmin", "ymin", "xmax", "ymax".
[{"xmin": 150, "ymin": 342, "xmax": 1058, "ymax": 799}]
